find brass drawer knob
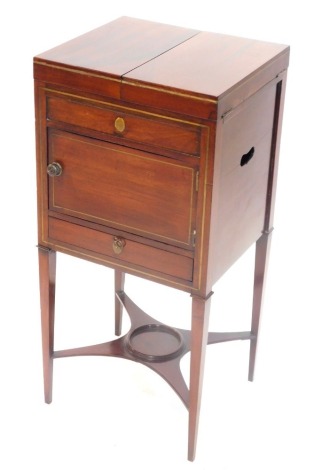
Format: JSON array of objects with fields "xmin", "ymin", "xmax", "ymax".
[
  {"xmin": 114, "ymin": 117, "xmax": 125, "ymax": 133},
  {"xmin": 47, "ymin": 162, "xmax": 63, "ymax": 177},
  {"xmin": 113, "ymin": 236, "xmax": 126, "ymax": 254}
]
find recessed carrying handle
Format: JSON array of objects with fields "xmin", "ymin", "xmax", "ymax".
[{"xmin": 240, "ymin": 147, "xmax": 255, "ymax": 167}]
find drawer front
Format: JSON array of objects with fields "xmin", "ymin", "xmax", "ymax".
[
  {"xmin": 48, "ymin": 218, "xmax": 193, "ymax": 281},
  {"xmin": 48, "ymin": 129, "xmax": 197, "ymax": 247},
  {"xmin": 47, "ymin": 95, "xmax": 200, "ymax": 156}
]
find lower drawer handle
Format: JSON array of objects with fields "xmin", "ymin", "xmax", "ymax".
[{"xmin": 113, "ymin": 236, "xmax": 126, "ymax": 255}]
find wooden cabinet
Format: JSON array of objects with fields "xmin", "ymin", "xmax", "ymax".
[{"xmin": 34, "ymin": 17, "xmax": 289, "ymax": 461}]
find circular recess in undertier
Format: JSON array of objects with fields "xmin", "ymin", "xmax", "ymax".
[{"xmin": 126, "ymin": 324, "xmax": 184, "ymax": 362}]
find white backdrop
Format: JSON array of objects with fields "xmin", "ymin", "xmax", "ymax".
[{"xmin": 1, "ymin": 1, "xmax": 313, "ymax": 469}]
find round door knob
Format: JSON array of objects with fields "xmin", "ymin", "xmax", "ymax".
[{"xmin": 47, "ymin": 162, "xmax": 63, "ymax": 177}]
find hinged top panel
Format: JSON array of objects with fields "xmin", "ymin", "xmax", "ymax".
[
  {"xmin": 124, "ymin": 31, "xmax": 288, "ymax": 99},
  {"xmin": 122, "ymin": 29, "xmax": 289, "ymax": 118},
  {"xmin": 34, "ymin": 16, "xmax": 289, "ymax": 119},
  {"xmin": 34, "ymin": 17, "xmax": 198, "ymax": 76}
]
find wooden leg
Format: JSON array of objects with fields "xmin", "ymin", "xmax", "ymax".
[
  {"xmin": 248, "ymin": 230, "xmax": 273, "ymax": 381},
  {"xmin": 114, "ymin": 270, "xmax": 125, "ymax": 336},
  {"xmin": 188, "ymin": 293, "xmax": 213, "ymax": 461},
  {"xmin": 38, "ymin": 246, "xmax": 56, "ymax": 404}
]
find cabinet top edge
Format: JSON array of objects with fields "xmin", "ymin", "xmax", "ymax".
[
  {"xmin": 33, "ymin": 16, "xmax": 200, "ymax": 79},
  {"xmin": 33, "ymin": 16, "xmax": 289, "ymax": 120}
]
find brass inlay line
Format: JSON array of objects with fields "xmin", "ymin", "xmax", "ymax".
[
  {"xmin": 39, "ymin": 91, "xmax": 46, "ymax": 240},
  {"xmin": 38, "ymin": 84, "xmax": 213, "ymax": 294},
  {"xmin": 45, "ymin": 88, "xmax": 209, "ymax": 129},
  {"xmin": 43, "ymin": 241, "xmax": 195, "ymax": 290},
  {"xmin": 194, "ymin": 126, "xmax": 211, "ymax": 291},
  {"xmin": 122, "ymin": 79, "xmax": 218, "ymax": 104},
  {"xmin": 35, "ymin": 60, "xmax": 217, "ymax": 103},
  {"xmin": 34, "ymin": 60, "xmax": 121, "ymax": 83},
  {"xmin": 51, "ymin": 203, "xmax": 192, "ymax": 246}
]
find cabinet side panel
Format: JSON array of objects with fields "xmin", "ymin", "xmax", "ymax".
[{"xmin": 210, "ymin": 83, "xmax": 279, "ymax": 283}]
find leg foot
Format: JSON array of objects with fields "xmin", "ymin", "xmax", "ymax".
[
  {"xmin": 248, "ymin": 230, "xmax": 272, "ymax": 381},
  {"xmin": 188, "ymin": 293, "xmax": 213, "ymax": 461}
]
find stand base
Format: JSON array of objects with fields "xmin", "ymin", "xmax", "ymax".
[{"xmin": 53, "ymin": 291, "xmax": 255, "ymax": 408}]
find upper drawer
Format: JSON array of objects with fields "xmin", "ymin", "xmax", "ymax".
[{"xmin": 46, "ymin": 94, "xmax": 201, "ymax": 156}]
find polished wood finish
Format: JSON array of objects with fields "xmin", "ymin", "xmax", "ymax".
[
  {"xmin": 248, "ymin": 230, "xmax": 273, "ymax": 381},
  {"xmin": 34, "ymin": 17, "xmax": 289, "ymax": 461},
  {"xmin": 48, "ymin": 217, "xmax": 194, "ymax": 281},
  {"xmin": 48, "ymin": 129, "xmax": 197, "ymax": 247},
  {"xmin": 52, "ymin": 290, "xmax": 255, "ymax": 407},
  {"xmin": 122, "ymin": 30, "xmax": 289, "ymax": 119},
  {"xmin": 46, "ymin": 94, "xmax": 201, "ymax": 156},
  {"xmin": 34, "ymin": 17, "xmax": 197, "ymax": 101},
  {"xmin": 35, "ymin": 17, "xmax": 198, "ymax": 76},
  {"xmin": 38, "ymin": 247, "xmax": 56, "ymax": 404},
  {"xmin": 114, "ymin": 270, "xmax": 125, "ymax": 336},
  {"xmin": 188, "ymin": 294, "xmax": 212, "ymax": 461}
]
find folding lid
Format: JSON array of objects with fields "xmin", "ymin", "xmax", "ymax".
[
  {"xmin": 34, "ymin": 17, "xmax": 198, "ymax": 77},
  {"xmin": 34, "ymin": 17, "xmax": 289, "ymax": 119}
]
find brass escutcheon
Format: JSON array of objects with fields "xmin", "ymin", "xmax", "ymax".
[
  {"xmin": 113, "ymin": 236, "xmax": 126, "ymax": 255},
  {"xmin": 114, "ymin": 117, "xmax": 125, "ymax": 133}
]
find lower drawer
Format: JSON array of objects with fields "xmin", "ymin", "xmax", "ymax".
[{"xmin": 48, "ymin": 218, "xmax": 193, "ymax": 281}]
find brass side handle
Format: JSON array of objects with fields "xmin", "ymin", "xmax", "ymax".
[
  {"xmin": 114, "ymin": 117, "xmax": 125, "ymax": 133},
  {"xmin": 47, "ymin": 162, "xmax": 63, "ymax": 177},
  {"xmin": 113, "ymin": 236, "xmax": 126, "ymax": 255}
]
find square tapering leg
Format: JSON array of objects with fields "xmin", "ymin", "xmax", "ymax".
[
  {"xmin": 249, "ymin": 231, "xmax": 272, "ymax": 381},
  {"xmin": 188, "ymin": 293, "xmax": 212, "ymax": 461},
  {"xmin": 38, "ymin": 247, "xmax": 56, "ymax": 404},
  {"xmin": 114, "ymin": 270, "xmax": 125, "ymax": 336}
]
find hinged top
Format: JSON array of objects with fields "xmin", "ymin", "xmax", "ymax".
[
  {"xmin": 34, "ymin": 17, "xmax": 198, "ymax": 77},
  {"xmin": 34, "ymin": 16, "xmax": 289, "ymax": 119}
]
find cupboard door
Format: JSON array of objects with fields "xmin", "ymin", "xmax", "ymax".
[{"xmin": 48, "ymin": 129, "xmax": 198, "ymax": 248}]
